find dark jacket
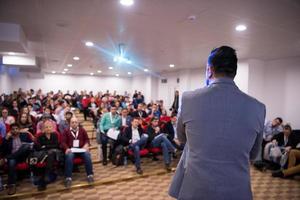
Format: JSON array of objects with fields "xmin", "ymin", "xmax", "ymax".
[
  {"xmin": 2, "ymin": 132, "xmax": 33, "ymax": 156},
  {"xmin": 119, "ymin": 126, "xmax": 145, "ymax": 146},
  {"xmin": 272, "ymin": 132, "xmax": 298, "ymax": 148},
  {"xmin": 36, "ymin": 132, "xmax": 60, "ymax": 151},
  {"xmin": 131, "ymin": 110, "xmax": 148, "ymax": 118}
]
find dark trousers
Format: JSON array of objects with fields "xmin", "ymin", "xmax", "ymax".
[
  {"xmin": 7, "ymin": 144, "xmax": 31, "ymax": 185},
  {"xmin": 100, "ymin": 132, "xmax": 116, "ymax": 162}
]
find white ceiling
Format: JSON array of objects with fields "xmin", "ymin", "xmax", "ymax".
[{"xmin": 0, "ymin": 0, "xmax": 300, "ymax": 76}]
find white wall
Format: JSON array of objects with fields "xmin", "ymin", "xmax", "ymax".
[
  {"xmin": 10, "ymin": 73, "xmax": 132, "ymax": 95},
  {"xmin": 0, "ymin": 65, "xmax": 12, "ymax": 93}
]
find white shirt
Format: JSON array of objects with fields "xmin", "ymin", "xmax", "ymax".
[
  {"xmin": 122, "ymin": 117, "xmax": 127, "ymax": 126},
  {"xmin": 132, "ymin": 127, "xmax": 140, "ymax": 144}
]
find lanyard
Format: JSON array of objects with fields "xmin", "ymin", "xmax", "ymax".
[
  {"xmin": 71, "ymin": 129, "xmax": 79, "ymax": 139},
  {"xmin": 110, "ymin": 112, "xmax": 116, "ymax": 125}
]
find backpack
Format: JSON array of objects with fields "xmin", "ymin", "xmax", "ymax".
[{"xmin": 112, "ymin": 145, "xmax": 125, "ymax": 166}]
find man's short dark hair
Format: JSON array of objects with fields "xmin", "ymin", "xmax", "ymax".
[
  {"xmin": 275, "ymin": 117, "xmax": 283, "ymax": 124},
  {"xmin": 283, "ymin": 124, "xmax": 292, "ymax": 131},
  {"xmin": 208, "ymin": 46, "xmax": 238, "ymax": 78}
]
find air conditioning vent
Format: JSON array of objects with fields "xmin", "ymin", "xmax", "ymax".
[{"xmin": 161, "ymin": 78, "xmax": 167, "ymax": 83}]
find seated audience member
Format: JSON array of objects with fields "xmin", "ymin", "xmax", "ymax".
[
  {"xmin": 99, "ymin": 106, "xmax": 121, "ymax": 165},
  {"xmin": 58, "ymin": 111, "xmax": 73, "ymax": 134},
  {"xmin": 18, "ymin": 112, "xmax": 35, "ymax": 138},
  {"xmin": 163, "ymin": 115, "xmax": 185, "ymax": 151},
  {"xmin": 0, "ymin": 108, "xmax": 15, "ymax": 125},
  {"xmin": 36, "ymin": 113, "xmax": 57, "ymax": 134},
  {"xmin": 262, "ymin": 117, "xmax": 283, "ymax": 152},
  {"xmin": 120, "ymin": 108, "xmax": 132, "ymax": 130},
  {"xmin": 272, "ymin": 148, "xmax": 300, "ymax": 178},
  {"xmin": 148, "ymin": 103, "xmax": 161, "ymax": 118},
  {"xmin": 263, "ymin": 124, "xmax": 296, "ymax": 168},
  {"xmin": 35, "ymin": 121, "xmax": 61, "ymax": 191},
  {"xmin": 0, "ymin": 121, "xmax": 6, "ymax": 138},
  {"xmin": 10, "ymin": 100, "xmax": 19, "ymax": 120},
  {"xmin": 27, "ymin": 104, "xmax": 38, "ymax": 118},
  {"xmin": 62, "ymin": 117, "xmax": 94, "ymax": 188},
  {"xmin": 87, "ymin": 97, "xmax": 98, "ymax": 120},
  {"xmin": 2, "ymin": 123, "xmax": 33, "ymax": 195},
  {"xmin": 119, "ymin": 118, "xmax": 148, "ymax": 174},
  {"xmin": 147, "ymin": 117, "xmax": 176, "ymax": 171},
  {"xmin": 131, "ymin": 103, "xmax": 148, "ymax": 118}
]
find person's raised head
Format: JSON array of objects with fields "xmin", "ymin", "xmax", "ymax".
[
  {"xmin": 70, "ymin": 117, "xmax": 79, "ymax": 129},
  {"xmin": 131, "ymin": 117, "xmax": 139, "ymax": 129}
]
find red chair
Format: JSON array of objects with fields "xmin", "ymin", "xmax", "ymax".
[{"xmin": 127, "ymin": 148, "xmax": 149, "ymax": 157}]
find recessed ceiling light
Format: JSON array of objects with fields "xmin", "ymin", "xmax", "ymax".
[
  {"xmin": 235, "ymin": 24, "xmax": 247, "ymax": 31},
  {"xmin": 52, "ymin": 71, "xmax": 56, "ymax": 74},
  {"xmin": 144, "ymin": 69, "xmax": 149, "ymax": 72},
  {"xmin": 62, "ymin": 71, "xmax": 66, "ymax": 74},
  {"xmin": 67, "ymin": 64, "xmax": 73, "ymax": 67},
  {"xmin": 97, "ymin": 70, "xmax": 102, "ymax": 73},
  {"xmin": 90, "ymin": 72, "xmax": 94, "ymax": 76},
  {"xmin": 85, "ymin": 41, "xmax": 94, "ymax": 47},
  {"xmin": 127, "ymin": 72, "xmax": 132, "ymax": 75},
  {"xmin": 8, "ymin": 52, "xmax": 16, "ymax": 55},
  {"xmin": 120, "ymin": 0, "xmax": 134, "ymax": 6},
  {"xmin": 64, "ymin": 68, "xmax": 68, "ymax": 71},
  {"xmin": 115, "ymin": 74, "xmax": 119, "ymax": 77},
  {"xmin": 108, "ymin": 67, "xmax": 113, "ymax": 70},
  {"xmin": 169, "ymin": 64, "xmax": 175, "ymax": 68},
  {"xmin": 73, "ymin": 56, "xmax": 80, "ymax": 60}
]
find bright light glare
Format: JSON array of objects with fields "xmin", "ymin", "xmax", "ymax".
[
  {"xmin": 144, "ymin": 69, "xmax": 149, "ymax": 72},
  {"xmin": 120, "ymin": 0, "xmax": 134, "ymax": 6},
  {"xmin": 67, "ymin": 64, "xmax": 72, "ymax": 67},
  {"xmin": 235, "ymin": 24, "xmax": 247, "ymax": 31},
  {"xmin": 169, "ymin": 64, "xmax": 175, "ymax": 68},
  {"xmin": 97, "ymin": 70, "xmax": 102, "ymax": 73},
  {"xmin": 85, "ymin": 41, "xmax": 94, "ymax": 47},
  {"xmin": 73, "ymin": 56, "xmax": 80, "ymax": 60}
]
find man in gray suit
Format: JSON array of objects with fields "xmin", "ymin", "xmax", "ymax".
[{"xmin": 169, "ymin": 46, "xmax": 266, "ymax": 200}]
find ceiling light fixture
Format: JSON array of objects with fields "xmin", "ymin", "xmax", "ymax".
[
  {"xmin": 64, "ymin": 68, "xmax": 68, "ymax": 71},
  {"xmin": 169, "ymin": 64, "xmax": 175, "ymax": 68},
  {"xmin": 97, "ymin": 70, "xmax": 102, "ymax": 73},
  {"xmin": 67, "ymin": 64, "xmax": 73, "ymax": 67},
  {"xmin": 73, "ymin": 56, "xmax": 80, "ymax": 60},
  {"xmin": 108, "ymin": 67, "xmax": 113, "ymax": 70},
  {"xmin": 52, "ymin": 71, "xmax": 56, "ymax": 74},
  {"xmin": 113, "ymin": 43, "xmax": 132, "ymax": 64},
  {"xmin": 127, "ymin": 72, "xmax": 132, "ymax": 75},
  {"xmin": 90, "ymin": 72, "xmax": 94, "ymax": 76},
  {"xmin": 235, "ymin": 24, "xmax": 247, "ymax": 31},
  {"xmin": 120, "ymin": 0, "xmax": 134, "ymax": 6},
  {"xmin": 144, "ymin": 69, "xmax": 149, "ymax": 72},
  {"xmin": 85, "ymin": 41, "xmax": 94, "ymax": 47},
  {"xmin": 62, "ymin": 71, "xmax": 66, "ymax": 74},
  {"xmin": 115, "ymin": 74, "xmax": 120, "ymax": 77},
  {"xmin": 8, "ymin": 52, "xmax": 16, "ymax": 55}
]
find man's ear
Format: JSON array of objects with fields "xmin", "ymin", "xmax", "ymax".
[{"xmin": 207, "ymin": 66, "xmax": 214, "ymax": 79}]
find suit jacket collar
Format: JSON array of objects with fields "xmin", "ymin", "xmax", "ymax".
[{"xmin": 210, "ymin": 77, "xmax": 237, "ymax": 87}]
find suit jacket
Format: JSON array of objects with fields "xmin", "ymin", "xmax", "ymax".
[
  {"xmin": 119, "ymin": 126, "xmax": 145, "ymax": 146},
  {"xmin": 169, "ymin": 78, "xmax": 266, "ymax": 200},
  {"xmin": 2, "ymin": 132, "xmax": 33, "ymax": 156},
  {"xmin": 272, "ymin": 132, "xmax": 297, "ymax": 148},
  {"xmin": 131, "ymin": 110, "xmax": 148, "ymax": 118}
]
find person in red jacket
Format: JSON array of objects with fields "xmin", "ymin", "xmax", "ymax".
[{"xmin": 62, "ymin": 117, "xmax": 94, "ymax": 188}]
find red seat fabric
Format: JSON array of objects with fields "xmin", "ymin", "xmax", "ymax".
[
  {"xmin": 73, "ymin": 157, "xmax": 84, "ymax": 165},
  {"xmin": 148, "ymin": 147, "xmax": 162, "ymax": 154},
  {"xmin": 128, "ymin": 148, "xmax": 149, "ymax": 156}
]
